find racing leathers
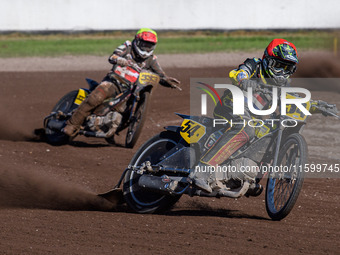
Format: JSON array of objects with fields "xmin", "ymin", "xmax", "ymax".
[
  {"xmin": 63, "ymin": 40, "xmax": 179, "ymax": 137},
  {"xmin": 190, "ymin": 57, "xmax": 338, "ymax": 193},
  {"xmin": 189, "ymin": 58, "xmax": 263, "ymax": 193},
  {"xmin": 201, "ymin": 58, "xmax": 265, "ymax": 166}
]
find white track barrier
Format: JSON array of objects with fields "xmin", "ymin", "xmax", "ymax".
[{"xmin": 0, "ymin": 0, "xmax": 339, "ymax": 31}]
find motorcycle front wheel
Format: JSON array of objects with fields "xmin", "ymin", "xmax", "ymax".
[
  {"xmin": 265, "ymin": 133, "xmax": 307, "ymax": 221},
  {"xmin": 123, "ymin": 131, "xmax": 182, "ymax": 213},
  {"xmin": 45, "ymin": 90, "xmax": 78, "ymax": 145},
  {"xmin": 125, "ymin": 92, "xmax": 149, "ymax": 148}
]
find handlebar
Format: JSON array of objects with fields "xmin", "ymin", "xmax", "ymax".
[
  {"xmin": 258, "ymin": 82, "xmax": 278, "ymax": 89},
  {"xmin": 172, "ymin": 84, "xmax": 182, "ymax": 91},
  {"xmin": 255, "ymin": 85, "xmax": 275, "ymax": 95},
  {"xmin": 124, "ymin": 54, "xmax": 182, "ymax": 92},
  {"xmin": 124, "ymin": 54, "xmax": 143, "ymax": 72},
  {"xmin": 316, "ymin": 100, "xmax": 336, "ymax": 108},
  {"xmin": 253, "ymin": 83, "xmax": 340, "ymax": 120},
  {"xmin": 314, "ymin": 104, "xmax": 340, "ymax": 120},
  {"xmin": 127, "ymin": 60, "xmax": 142, "ymax": 72}
]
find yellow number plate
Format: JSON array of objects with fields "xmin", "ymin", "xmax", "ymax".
[
  {"xmin": 180, "ymin": 119, "xmax": 206, "ymax": 144},
  {"xmin": 285, "ymin": 94, "xmax": 311, "ymax": 121},
  {"xmin": 138, "ymin": 72, "xmax": 160, "ymax": 86},
  {"xmin": 74, "ymin": 89, "xmax": 88, "ymax": 105}
]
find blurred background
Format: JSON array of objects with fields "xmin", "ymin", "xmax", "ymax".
[
  {"xmin": 0, "ymin": 0, "xmax": 339, "ymax": 58},
  {"xmin": 1, "ymin": 0, "xmax": 339, "ymax": 31}
]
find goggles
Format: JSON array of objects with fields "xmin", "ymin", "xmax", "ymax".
[
  {"xmin": 137, "ymin": 40, "xmax": 156, "ymax": 53},
  {"xmin": 267, "ymin": 57, "xmax": 297, "ymax": 76}
]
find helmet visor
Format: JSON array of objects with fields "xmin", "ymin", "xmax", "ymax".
[
  {"xmin": 137, "ymin": 40, "xmax": 156, "ymax": 53},
  {"xmin": 268, "ymin": 58, "xmax": 297, "ymax": 76}
]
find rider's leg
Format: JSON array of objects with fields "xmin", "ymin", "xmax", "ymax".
[
  {"xmin": 189, "ymin": 124, "xmax": 254, "ymax": 193},
  {"xmin": 191, "ymin": 98, "xmax": 257, "ymax": 192},
  {"xmin": 63, "ymin": 81, "xmax": 119, "ymax": 136}
]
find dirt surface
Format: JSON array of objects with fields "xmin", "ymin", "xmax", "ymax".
[{"xmin": 0, "ymin": 54, "xmax": 339, "ymax": 254}]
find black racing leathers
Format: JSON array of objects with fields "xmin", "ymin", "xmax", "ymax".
[{"xmin": 200, "ymin": 58, "xmax": 266, "ymax": 166}]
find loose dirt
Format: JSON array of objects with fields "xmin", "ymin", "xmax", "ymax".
[{"xmin": 0, "ymin": 53, "xmax": 339, "ymax": 254}]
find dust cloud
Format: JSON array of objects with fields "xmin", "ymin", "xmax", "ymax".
[
  {"xmin": 298, "ymin": 54, "xmax": 340, "ymax": 78},
  {"xmin": 0, "ymin": 167, "xmax": 117, "ymax": 211},
  {"xmin": 0, "ymin": 109, "xmax": 40, "ymax": 141}
]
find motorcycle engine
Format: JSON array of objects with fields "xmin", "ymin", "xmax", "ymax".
[
  {"xmin": 214, "ymin": 157, "xmax": 259, "ymax": 189},
  {"xmin": 87, "ymin": 111, "xmax": 122, "ymax": 136}
]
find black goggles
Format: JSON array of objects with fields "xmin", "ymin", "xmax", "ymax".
[
  {"xmin": 137, "ymin": 40, "xmax": 156, "ymax": 52},
  {"xmin": 268, "ymin": 58, "xmax": 297, "ymax": 75}
]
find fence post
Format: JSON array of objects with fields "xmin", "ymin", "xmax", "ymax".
[{"xmin": 334, "ymin": 37, "xmax": 338, "ymax": 57}]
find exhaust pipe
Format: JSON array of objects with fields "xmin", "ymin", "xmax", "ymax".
[
  {"xmin": 138, "ymin": 175, "xmax": 179, "ymax": 194},
  {"xmin": 138, "ymin": 174, "xmax": 250, "ymax": 198},
  {"xmin": 47, "ymin": 119, "xmax": 66, "ymax": 131}
]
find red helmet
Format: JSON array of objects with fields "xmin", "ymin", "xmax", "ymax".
[
  {"xmin": 262, "ymin": 39, "xmax": 298, "ymax": 85},
  {"xmin": 132, "ymin": 28, "xmax": 158, "ymax": 59}
]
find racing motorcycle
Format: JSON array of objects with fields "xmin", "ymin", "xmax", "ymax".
[
  {"xmin": 103, "ymin": 84, "xmax": 339, "ymax": 220},
  {"xmin": 44, "ymin": 62, "xmax": 177, "ymax": 148}
]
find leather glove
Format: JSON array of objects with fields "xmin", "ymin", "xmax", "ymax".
[
  {"xmin": 317, "ymin": 100, "xmax": 339, "ymax": 116},
  {"xmin": 239, "ymin": 79, "xmax": 259, "ymax": 91},
  {"xmin": 116, "ymin": 57, "xmax": 129, "ymax": 67},
  {"xmin": 163, "ymin": 76, "xmax": 181, "ymax": 89}
]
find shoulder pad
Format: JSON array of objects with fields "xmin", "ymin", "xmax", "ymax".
[
  {"xmin": 243, "ymin": 58, "xmax": 257, "ymax": 66},
  {"xmin": 116, "ymin": 40, "xmax": 131, "ymax": 52},
  {"xmin": 117, "ymin": 44, "xmax": 126, "ymax": 51},
  {"xmin": 124, "ymin": 40, "xmax": 132, "ymax": 47},
  {"xmin": 242, "ymin": 58, "xmax": 260, "ymax": 73}
]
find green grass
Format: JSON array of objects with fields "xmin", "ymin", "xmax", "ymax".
[{"xmin": 0, "ymin": 31, "xmax": 335, "ymax": 58}]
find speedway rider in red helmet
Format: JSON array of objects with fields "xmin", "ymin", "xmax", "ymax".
[
  {"xmin": 262, "ymin": 38, "xmax": 298, "ymax": 85},
  {"xmin": 234, "ymin": 38, "xmax": 299, "ymax": 88},
  {"xmin": 190, "ymin": 38, "xmax": 338, "ymax": 194},
  {"xmin": 64, "ymin": 28, "xmax": 180, "ymax": 137}
]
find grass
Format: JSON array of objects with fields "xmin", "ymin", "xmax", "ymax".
[{"xmin": 0, "ymin": 30, "xmax": 336, "ymax": 58}]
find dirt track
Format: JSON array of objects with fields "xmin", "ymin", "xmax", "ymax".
[{"xmin": 0, "ymin": 55, "xmax": 339, "ymax": 254}]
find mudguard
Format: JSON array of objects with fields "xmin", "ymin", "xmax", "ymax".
[
  {"xmin": 86, "ymin": 78, "xmax": 99, "ymax": 91},
  {"xmin": 164, "ymin": 113, "xmax": 194, "ymax": 134},
  {"xmin": 164, "ymin": 126, "xmax": 181, "ymax": 133}
]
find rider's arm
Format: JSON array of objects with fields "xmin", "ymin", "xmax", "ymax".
[
  {"xmin": 150, "ymin": 56, "xmax": 180, "ymax": 88},
  {"xmin": 310, "ymin": 101, "xmax": 322, "ymax": 114},
  {"xmin": 149, "ymin": 55, "xmax": 166, "ymax": 78},
  {"xmin": 229, "ymin": 58, "xmax": 260, "ymax": 86},
  {"xmin": 108, "ymin": 41, "xmax": 130, "ymax": 65},
  {"xmin": 309, "ymin": 100, "xmax": 338, "ymax": 116}
]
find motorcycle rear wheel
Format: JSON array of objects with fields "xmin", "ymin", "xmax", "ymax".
[
  {"xmin": 45, "ymin": 90, "xmax": 78, "ymax": 145},
  {"xmin": 123, "ymin": 131, "xmax": 182, "ymax": 213},
  {"xmin": 125, "ymin": 92, "xmax": 149, "ymax": 148},
  {"xmin": 265, "ymin": 133, "xmax": 307, "ymax": 221}
]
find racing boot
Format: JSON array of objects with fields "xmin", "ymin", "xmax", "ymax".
[
  {"xmin": 63, "ymin": 82, "xmax": 112, "ymax": 137},
  {"xmin": 105, "ymin": 112, "xmax": 122, "ymax": 138},
  {"xmin": 188, "ymin": 162, "xmax": 213, "ymax": 193}
]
